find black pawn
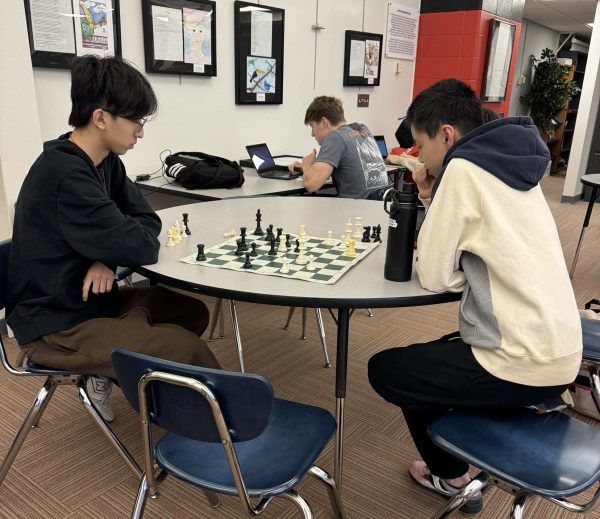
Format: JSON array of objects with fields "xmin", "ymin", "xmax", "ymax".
[
  {"xmin": 362, "ymin": 226, "xmax": 372, "ymax": 243},
  {"xmin": 250, "ymin": 242, "xmax": 258, "ymax": 257},
  {"xmin": 371, "ymin": 225, "xmax": 377, "ymax": 239},
  {"xmin": 275, "ymin": 227, "xmax": 283, "ymax": 246},
  {"xmin": 294, "ymin": 239, "xmax": 300, "ymax": 253},
  {"xmin": 243, "ymin": 252, "xmax": 253, "ymax": 268},
  {"xmin": 235, "ymin": 239, "xmax": 244, "ymax": 256},
  {"xmin": 285, "ymin": 233, "xmax": 292, "ymax": 249},
  {"xmin": 265, "ymin": 224, "xmax": 274, "ymax": 241},
  {"xmin": 196, "ymin": 244, "xmax": 206, "ymax": 261},
  {"xmin": 253, "ymin": 209, "xmax": 264, "ymax": 236},
  {"xmin": 182, "ymin": 213, "xmax": 191, "ymax": 235},
  {"xmin": 268, "ymin": 237, "xmax": 277, "ymax": 255}
]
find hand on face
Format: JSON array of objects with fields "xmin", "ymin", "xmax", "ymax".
[{"xmin": 412, "ymin": 166, "xmax": 436, "ymax": 200}]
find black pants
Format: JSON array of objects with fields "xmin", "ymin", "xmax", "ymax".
[{"xmin": 368, "ymin": 333, "xmax": 569, "ymax": 479}]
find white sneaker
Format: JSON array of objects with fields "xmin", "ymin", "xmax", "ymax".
[{"xmin": 85, "ymin": 376, "xmax": 115, "ymax": 422}]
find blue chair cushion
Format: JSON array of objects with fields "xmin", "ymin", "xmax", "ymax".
[
  {"xmin": 155, "ymin": 398, "xmax": 336, "ymax": 498},
  {"xmin": 582, "ymin": 317, "xmax": 600, "ymax": 361},
  {"xmin": 429, "ymin": 409, "xmax": 600, "ymax": 499}
]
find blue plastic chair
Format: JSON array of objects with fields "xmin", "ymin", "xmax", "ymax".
[
  {"xmin": 427, "ymin": 407, "xmax": 600, "ymax": 518},
  {"xmin": 0, "ymin": 239, "xmax": 142, "ymax": 487},
  {"xmin": 111, "ymin": 348, "xmax": 344, "ymax": 519},
  {"xmin": 581, "ymin": 306, "xmax": 600, "ymax": 414}
]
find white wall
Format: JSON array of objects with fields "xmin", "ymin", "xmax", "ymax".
[
  {"xmin": 509, "ymin": 19, "xmax": 559, "ymax": 117},
  {"xmin": 31, "ymin": 0, "xmax": 417, "ymax": 179}
]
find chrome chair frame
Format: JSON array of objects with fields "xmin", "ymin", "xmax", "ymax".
[
  {"xmin": 132, "ymin": 370, "xmax": 344, "ymax": 519},
  {"xmin": 208, "ymin": 298, "xmax": 331, "ymax": 371}
]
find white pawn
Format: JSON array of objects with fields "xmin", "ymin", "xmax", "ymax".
[
  {"xmin": 166, "ymin": 228, "xmax": 175, "ymax": 247},
  {"xmin": 296, "ymin": 248, "xmax": 308, "ymax": 265},
  {"xmin": 280, "ymin": 257, "xmax": 290, "ymax": 273},
  {"xmin": 180, "ymin": 227, "xmax": 187, "ymax": 240},
  {"xmin": 345, "ymin": 218, "xmax": 353, "ymax": 236},
  {"xmin": 224, "ymin": 229, "xmax": 235, "ymax": 238},
  {"xmin": 306, "ymin": 255, "xmax": 316, "ymax": 271},
  {"xmin": 325, "ymin": 230, "xmax": 334, "ymax": 245}
]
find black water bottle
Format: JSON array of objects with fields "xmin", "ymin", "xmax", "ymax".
[{"xmin": 383, "ymin": 186, "xmax": 418, "ymax": 282}]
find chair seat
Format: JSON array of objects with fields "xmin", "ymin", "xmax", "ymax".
[
  {"xmin": 155, "ymin": 398, "xmax": 336, "ymax": 498},
  {"xmin": 23, "ymin": 359, "xmax": 80, "ymax": 377},
  {"xmin": 429, "ymin": 409, "xmax": 600, "ymax": 499},
  {"xmin": 582, "ymin": 318, "xmax": 600, "ymax": 361}
]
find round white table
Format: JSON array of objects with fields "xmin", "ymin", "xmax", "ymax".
[{"xmin": 137, "ymin": 196, "xmax": 461, "ymax": 489}]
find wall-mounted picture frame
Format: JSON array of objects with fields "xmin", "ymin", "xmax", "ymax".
[
  {"xmin": 343, "ymin": 30, "xmax": 383, "ymax": 87},
  {"xmin": 234, "ymin": 1, "xmax": 284, "ymax": 105},
  {"xmin": 141, "ymin": 0, "xmax": 216, "ymax": 77},
  {"xmin": 481, "ymin": 19, "xmax": 516, "ymax": 102},
  {"xmin": 24, "ymin": 0, "xmax": 122, "ymax": 69}
]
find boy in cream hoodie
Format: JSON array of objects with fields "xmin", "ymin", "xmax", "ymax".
[{"xmin": 368, "ymin": 79, "xmax": 581, "ymax": 515}]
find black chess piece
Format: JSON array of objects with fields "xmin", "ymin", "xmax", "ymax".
[
  {"xmin": 275, "ymin": 227, "xmax": 283, "ymax": 244},
  {"xmin": 235, "ymin": 239, "xmax": 244, "ymax": 256},
  {"xmin": 362, "ymin": 226, "xmax": 372, "ymax": 243},
  {"xmin": 196, "ymin": 243, "xmax": 206, "ymax": 261},
  {"xmin": 240, "ymin": 227, "xmax": 248, "ymax": 251},
  {"xmin": 265, "ymin": 224, "xmax": 274, "ymax": 241},
  {"xmin": 250, "ymin": 242, "xmax": 258, "ymax": 257},
  {"xmin": 243, "ymin": 252, "xmax": 253, "ymax": 269},
  {"xmin": 294, "ymin": 239, "xmax": 300, "ymax": 253},
  {"xmin": 253, "ymin": 209, "xmax": 265, "ymax": 236},
  {"xmin": 285, "ymin": 233, "xmax": 291, "ymax": 249},
  {"xmin": 182, "ymin": 213, "xmax": 191, "ymax": 235},
  {"xmin": 374, "ymin": 224, "xmax": 382, "ymax": 243},
  {"xmin": 268, "ymin": 236, "xmax": 277, "ymax": 255},
  {"xmin": 371, "ymin": 225, "xmax": 377, "ymax": 239}
]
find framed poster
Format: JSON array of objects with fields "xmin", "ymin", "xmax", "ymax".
[
  {"xmin": 141, "ymin": 0, "xmax": 217, "ymax": 77},
  {"xmin": 481, "ymin": 19, "xmax": 516, "ymax": 102},
  {"xmin": 234, "ymin": 1, "xmax": 284, "ymax": 105},
  {"xmin": 343, "ymin": 30, "xmax": 383, "ymax": 87},
  {"xmin": 24, "ymin": 0, "xmax": 121, "ymax": 69}
]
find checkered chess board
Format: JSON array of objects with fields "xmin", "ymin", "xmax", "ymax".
[{"xmin": 180, "ymin": 234, "xmax": 379, "ymax": 284}]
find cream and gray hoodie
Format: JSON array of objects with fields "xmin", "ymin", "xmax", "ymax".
[{"xmin": 416, "ymin": 116, "xmax": 582, "ymax": 387}]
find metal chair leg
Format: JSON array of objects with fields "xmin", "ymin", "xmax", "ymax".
[
  {"xmin": 590, "ymin": 365, "xmax": 600, "ymax": 413},
  {"xmin": 309, "ymin": 466, "xmax": 345, "ymax": 518},
  {"xmin": 314, "ymin": 309, "xmax": 331, "ymax": 368},
  {"xmin": 570, "ymin": 185, "xmax": 599, "ymax": 278},
  {"xmin": 209, "ymin": 298, "xmax": 224, "ymax": 341},
  {"xmin": 228, "ymin": 300, "xmax": 245, "ymax": 372},
  {"xmin": 203, "ymin": 490, "xmax": 221, "ymax": 508},
  {"xmin": 301, "ymin": 308, "xmax": 307, "ymax": 340},
  {"xmin": 281, "ymin": 489, "xmax": 313, "ymax": 519},
  {"xmin": 131, "ymin": 472, "xmax": 150, "ymax": 519},
  {"xmin": 78, "ymin": 381, "xmax": 142, "ymax": 478},
  {"xmin": 367, "ymin": 308, "xmax": 374, "ymax": 317},
  {"xmin": 218, "ymin": 299, "xmax": 225, "ymax": 338},
  {"xmin": 284, "ymin": 307, "xmax": 295, "ymax": 329},
  {"xmin": 430, "ymin": 472, "xmax": 491, "ymax": 519},
  {"xmin": 31, "ymin": 380, "xmax": 59, "ymax": 427},
  {"xmin": 510, "ymin": 492, "xmax": 529, "ymax": 519},
  {"xmin": 0, "ymin": 377, "xmax": 58, "ymax": 487}
]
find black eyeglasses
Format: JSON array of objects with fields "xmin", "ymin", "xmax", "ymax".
[{"xmin": 102, "ymin": 109, "xmax": 149, "ymax": 130}]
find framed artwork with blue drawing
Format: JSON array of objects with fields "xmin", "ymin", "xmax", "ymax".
[
  {"xmin": 234, "ymin": 1, "xmax": 285, "ymax": 104},
  {"xmin": 141, "ymin": 0, "xmax": 217, "ymax": 77}
]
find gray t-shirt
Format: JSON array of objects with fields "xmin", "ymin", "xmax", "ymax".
[{"xmin": 316, "ymin": 122, "xmax": 389, "ymax": 199}]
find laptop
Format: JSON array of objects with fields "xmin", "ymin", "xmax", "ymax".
[
  {"xmin": 373, "ymin": 135, "xmax": 388, "ymax": 160},
  {"xmin": 245, "ymin": 143, "xmax": 302, "ymax": 180}
]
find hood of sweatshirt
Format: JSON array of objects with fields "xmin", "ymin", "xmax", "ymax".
[{"xmin": 431, "ymin": 116, "xmax": 550, "ymax": 199}]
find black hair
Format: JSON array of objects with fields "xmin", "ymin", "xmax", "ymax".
[
  {"xmin": 406, "ymin": 79, "xmax": 483, "ymax": 138},
  {"xmin": 395, "ymin": 118, "xmax": 414, "ymax": 148},
  {"xmin": 482, "ymin": 107, "xmax": 500, "ymax": 122},
  {"xmin": 68, "ymin": 55, "xmax": 158, "ymax": 128}
]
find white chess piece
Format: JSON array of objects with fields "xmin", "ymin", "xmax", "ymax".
[
  {"xmin": 296, "ymin": 247, "xmax": 308, "ymax": 265},
  {"xmin": 353, "ymin": 217, "xmax": 363, "ymax": 239},
  {"xmin": 166, "ymin": 228, "xmax": 175, "ymax": 247},
  {"xmin": 325, "ymin": 230, "xmax": 334, "ymax": 245},
  {"xmin": 306, "ymin": 255, "xmax": 316, "ymax": 271},
  {"xmin": 280, "ymin": 257, "xmax": 290, "ymax": 273}
]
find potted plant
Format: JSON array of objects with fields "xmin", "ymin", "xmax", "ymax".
[{"xmin": 521, "ymin": 48, "xmax": 580, "ymax": 139}]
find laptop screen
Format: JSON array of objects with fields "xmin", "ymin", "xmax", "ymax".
[
  {"xmin": 246, "ymin": 143, "xmax": 276, "ymax": 172},
  {"xmin": 374, "ymin": 136, "xmax": 388, "ymax": 159}
]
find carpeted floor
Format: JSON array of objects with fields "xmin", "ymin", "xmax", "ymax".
[{"xmin": 1, "ymin": 174, "xmax": 599, "ymax": 518}]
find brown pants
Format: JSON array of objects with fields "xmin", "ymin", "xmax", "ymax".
[{"xmin": 23, "ymin": 287, "xmax": 220, "ymax": 378}]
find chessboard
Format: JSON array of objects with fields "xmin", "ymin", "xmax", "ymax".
[{"xmin": 181, "ymin": 234, "xmax": 379, "ymax": 284}]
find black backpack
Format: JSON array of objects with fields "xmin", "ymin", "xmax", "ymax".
[{"xmin": 164, "ymin": 151, "xmax": 245, "ymax": 189}]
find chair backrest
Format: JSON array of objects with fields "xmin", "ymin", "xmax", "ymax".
[
  {"xmin": 112, "ymin": 348, "xmax": 273, "ymax": 442},
  {"xmin": 0, "ymin": 239, "xmax": 11, "ymax": 312}
]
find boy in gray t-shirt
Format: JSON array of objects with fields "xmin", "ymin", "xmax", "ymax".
[{"xmin": 289, "ymin": 96, "xmax": 389, "ymax": 198}]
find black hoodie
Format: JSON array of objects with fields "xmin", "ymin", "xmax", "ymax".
[{"xmin": 7, "ymin": 134, "xmax": 161, "ymax": 344}]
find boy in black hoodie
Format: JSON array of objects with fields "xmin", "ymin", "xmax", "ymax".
[{"xmin": 7, "ymin": 56, "xmax": 220, "ymax": 422}]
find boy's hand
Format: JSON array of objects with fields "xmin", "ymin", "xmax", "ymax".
[
  {"xmin": 287, "ymin": 160, "xmax": 302, "ymax": 174},
  {"xmin": 82, "ymin": 261, "xmax": 114, "ymax": 301},
  {"xmin": 413, "ymin": 166, "xmax": 436, "ymax": 200},
  {"xmin": 302, "ymin": 149, "xmax": 317, "ymax": 170}
]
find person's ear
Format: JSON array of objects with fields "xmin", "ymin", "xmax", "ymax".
[
  {"xmin": 92, "ymin": 109, "xmax": 107, "ymax": 130},
  {"xmin": 441, "ymin": 125, "xmax": 458, "ymax": 148}
]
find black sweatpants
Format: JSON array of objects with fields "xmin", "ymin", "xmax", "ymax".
[{"xmin": 368, "ymin": 333, "xmax": 569, "ymax": 479}]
